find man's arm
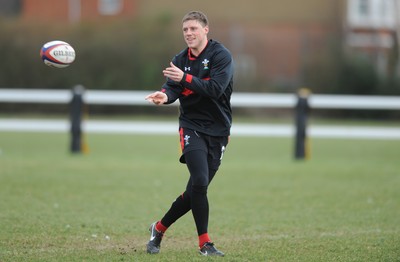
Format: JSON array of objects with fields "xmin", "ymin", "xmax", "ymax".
[
  {"xmin": 163, "ymin": 49, "xmax": 233, "ymax": 99},
  {"xmin": 180, "ymin": 49, "xmax": 233, "ymax": 99},
  {"xmin": 146, "ymin": 57, "xmax": 184, "ymax": 105}
]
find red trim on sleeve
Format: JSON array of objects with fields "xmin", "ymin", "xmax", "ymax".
[
  {"xmin": 182, "ymin": 88, "xmax": 194, "ymax": 96},
  {"xmin": 185, "ymin": 74, "xmax": 193, "ymax": 83}
]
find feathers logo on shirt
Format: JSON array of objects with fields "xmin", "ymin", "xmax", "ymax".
[
  {"xmin": 184, "ymin": 135, "xmax": 190, "ymax": 146},
  {"xmin": 202, "ymin": 59, "xmax": 209, "ymax": 70}
]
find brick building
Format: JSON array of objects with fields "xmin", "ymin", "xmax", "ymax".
[
  {"xmin": 4, "ymin": 0, "xmax": 396, "ymax": 89},
  {"xmin": 345, "ymin": 0, "xmax": 399, "ymax": 76},
  {"xmin": 2, "ymin": 0, "xmax": 345, "ymax": 89},
  {"xmin": 21, "ymin": 0, "xmax": 136, "ymax": 23}
]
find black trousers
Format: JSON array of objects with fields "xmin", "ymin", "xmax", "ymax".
[{"xmin": 160, "ymin": 128, "xmax": 228, "ymax": 236}]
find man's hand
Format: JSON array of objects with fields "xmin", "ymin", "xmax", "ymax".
[
  {"xmin": 145, "ymin": 91, "xmax": 168, "ymax": 105},
  {"xmin": 163, "ymin": 62, "xmax": 184, "ymax": 82}
]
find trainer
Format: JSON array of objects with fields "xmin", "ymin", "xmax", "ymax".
[{"xmin": 145, "ymin": 10, "xmax": 234, "ymax": 257}]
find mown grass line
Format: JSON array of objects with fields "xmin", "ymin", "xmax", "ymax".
[{"xmin": 0, "ymin": 132, "xmax": 399, "ymax": 261}]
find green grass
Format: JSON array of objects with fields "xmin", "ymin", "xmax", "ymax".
[{"xmin": 0, "ymin": 132, "xmax": 399, "ymax": 261}]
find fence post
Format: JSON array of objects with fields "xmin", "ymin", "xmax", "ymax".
[
  {"xmin": 294, "ymin": 88, "xmax": 311, "ymax": 160},
  {"xmin": 70, "ymin": 85, "xmax": 85, "ymax": 153}
]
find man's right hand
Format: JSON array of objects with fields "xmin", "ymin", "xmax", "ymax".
[{"xmin": 145, "ymin": 91, "xmax": 168, "ymax": 105}]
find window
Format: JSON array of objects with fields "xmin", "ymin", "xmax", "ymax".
[
  {"xmin": 98, "ymin": 0, "xmax": 123, "ymax": 15},
  {"xmin": 348, "ymin": 0, "xmax": 395, "ymax": 28},
  {"xmin": 359, "ymin": 0, "xmax": 369, "ymax": 16},
  {"xmin": 0, "ymin": 0, "xmax": 22, "ymax": 16}
]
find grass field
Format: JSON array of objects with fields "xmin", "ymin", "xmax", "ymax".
[{"xmin": 0, "ymin": 132, "xmax": 399, "ymax": 261}]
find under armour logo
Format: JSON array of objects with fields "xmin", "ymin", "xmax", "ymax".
[{"xmin": 185, "ymin": 67, "xmax": 191, "ymax": 71}]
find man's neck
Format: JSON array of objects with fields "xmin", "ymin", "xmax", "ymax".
[{"xmin": 190, "ymin": 39, "xmax": 208, "ymax": 57}]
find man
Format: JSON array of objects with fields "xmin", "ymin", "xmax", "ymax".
[{"xmin": 145, "ymin": 10, "xmax": 233, "ymax": 257}]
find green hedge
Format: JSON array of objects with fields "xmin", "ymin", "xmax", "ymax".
[
  {"xmin": 0, "ymin": 18, "xmax": 179, "ymax": 90},
  {"xmin": 1, "ymin": 18, "xmax": 399, "ymax": 97}
]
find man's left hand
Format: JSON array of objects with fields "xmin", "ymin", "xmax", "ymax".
[{"xmin": 163, "ymin": 62, "xmax": 184, "ymax": 82}]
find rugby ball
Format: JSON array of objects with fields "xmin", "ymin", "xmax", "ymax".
[{"xmin": 40, "ymin": 40, "xmax": 76, "ymax": 68}]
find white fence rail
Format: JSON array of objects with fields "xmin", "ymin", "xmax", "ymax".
[
  {"xmin": 1, "ymin": 88, "xmax": 400, "ymax": 109},
  {"xmin": 1, "ymin": 88, "xmax": 399, "ymax": 140}
]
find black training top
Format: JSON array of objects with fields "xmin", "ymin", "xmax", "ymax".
[{"xmin": 161, "ymin": 39, "xmax": 234, "ymax": 137}]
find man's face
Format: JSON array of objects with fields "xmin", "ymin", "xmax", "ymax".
[{"xmin": 182, "ymin": 20, "xmax": 209, "ymax": 50}]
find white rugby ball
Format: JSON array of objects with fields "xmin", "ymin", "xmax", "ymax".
[{"xmin": 40, "ymin": 40, "xmax": 76, "ymax": 68}]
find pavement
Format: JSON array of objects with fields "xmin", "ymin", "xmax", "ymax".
[{"xmin": 1, "ymin": 118, "xmax": 400, "ymax": 140}]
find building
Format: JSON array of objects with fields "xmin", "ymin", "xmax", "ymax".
[
  {"xmin": 21, "ymin": 0, "xmax": 136, "ymax": 23},
  {"xmin": 345, "ymin": 0, "xmax": 399, "ymax": 76},
  {"xmin": 0, "ymin": 0, "xmax": 22, "ymax": 17},
  {"xmin": 3, "ymin": 0, "xmax": 396, "ymax": 89}
]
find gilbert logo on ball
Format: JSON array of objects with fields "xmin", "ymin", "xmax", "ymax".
[{"xmin": 40, "ymin": 40, "xmax": 76, "ymax": 68}]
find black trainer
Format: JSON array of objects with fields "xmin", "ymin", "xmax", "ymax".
[
  {"xmin": 146, "ymin": 222, "xmax": 164, "ymax": 254},
  {"xmin": 199, "ymin": 242, "xmax": 225, "ymax": 257}
]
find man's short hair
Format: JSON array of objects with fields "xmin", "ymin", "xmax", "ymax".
[{"xmin": 182, "ymin": 11, "xmax": 209, "ymax": 27}]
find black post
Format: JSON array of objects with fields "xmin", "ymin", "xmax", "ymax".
[
  {"xmin": 294, "ymin": 88, "xmax": 311, "ymax": 160},
  {"xmin": 70, "ymin": 85, "xmax": 85, "ymax": 153}
]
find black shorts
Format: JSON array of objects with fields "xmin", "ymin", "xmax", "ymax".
[{"xmin": 178, "ymin": 127, "xmax": 229, "ymax": 169}]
